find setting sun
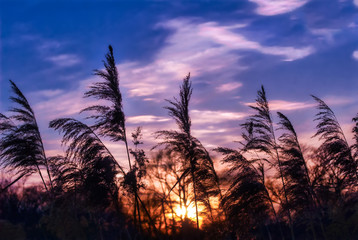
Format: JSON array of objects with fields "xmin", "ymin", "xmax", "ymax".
[
  {"xmin": 174, "ymin": 205, "xmax": 197, "ymax": 220},
  {"xmin": 171, "ymin": 203, "xmax": 205, "ymax": 228}
]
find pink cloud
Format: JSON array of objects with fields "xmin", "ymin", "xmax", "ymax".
[
  {"xmin": 191, "ymin": 110, "xmax": 248, "ymax": 124},
  {"xmin": 311, "ymin": 28, "xmax": 339, "ymax": 43},
  {"xmin": 115, "ymin": 19, "xmax": 314, "ymax": 100},
  {"xmin": 245, "ymin": 100, "xmax": 315, "ymax": 111},
  {"xmin": 249, "ymin": 0, "xmax": 309, "ymax": 16},
  {"xmin": 127, "ymin": 115, "xmax": 170, "ymax": 124},
  {"xmin": 269, "ymin": 100, "xmax": 315, "ymax": 111},
  {"xmin": 199, "ymin": 22, "xmax": 314, "ymax": 61},
  {"xmin": 322, "ymin": 96, "xmax": 354, "ymax": 106},
  {"xmin": 47, "ymin": 54, "xmax": 80, "ymax": 67},
  {"xmin": 217, "ymin": 82, "xmax": 243, "ymax": 92},
  {"xmin": 352, "ymin": 50, "xmax": 358, "ymax": 60}
]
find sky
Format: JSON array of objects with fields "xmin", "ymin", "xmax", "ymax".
[{"xmin": 1, "ymin": 0, "xmax": 358, "ymax": 169}]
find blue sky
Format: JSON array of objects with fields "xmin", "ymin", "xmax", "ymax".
[{"xmin": 1, "ymin": 0, "xmax": 358, "ymax": 166}]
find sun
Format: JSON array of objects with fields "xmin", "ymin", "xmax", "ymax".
[{"xmin": 174, "ymin": 204, "xmax": 197, "ymax": 220}]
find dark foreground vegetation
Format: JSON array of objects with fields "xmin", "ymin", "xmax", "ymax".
[{"xmin": 1, "ymin": 46, "xmax": 358, "ymax": 240}]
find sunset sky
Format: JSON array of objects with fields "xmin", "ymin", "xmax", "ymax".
[{"xmin": 1, "ymin": 0, "xmax": 358, "ymax": 168}]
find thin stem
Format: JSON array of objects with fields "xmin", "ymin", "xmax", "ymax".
[
  {"xmin": 34, "ymin": 116, "xmax": 53, "ymax": 191},
  {"xmin": 35, "ymin": 164, "xmax": 49, "ymax": 193},
  {"xmin": 270, "ymin": 120, "xmax": 295, "ymax": 240},
  {"xmin": 0, "ymin": 172, "xmax": 28, "ymax": 193},
  {"xmin": 190, "ymin": 163, "xmax": 199, "ymax": 229}
]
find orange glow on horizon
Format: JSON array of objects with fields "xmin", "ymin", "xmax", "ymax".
[{"xmin": 169, "ymin": 202, "xmax": 205, "ymax": 228}]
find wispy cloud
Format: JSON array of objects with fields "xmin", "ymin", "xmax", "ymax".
[
  {"xmin": 37, "ymin": 39, "xmax": 64, "ymax": 51},
  {"xmin": 352, "ymin": 50, "xmax": 358, "ymax": 60},
  {"xmin": 47, "ymin": 54, "xmax": 80, "ymax": 67},
  {"xmin": 268, "ymin": 100, "xmax": 315, "ymax": 111},
  {"xmin": 311, "ymin": 28, "xmax": 339, "ymax": 43},
  {"xmin": 33, "ymin": 92, "xmax": 86, "ymax": 120},
  {"xmin": 127, "ymin": 115, "xmax": 170, "ymax": 124},
  {"xmin": 245, "ymin": 100, "xmax": 315, "ymax": 111},
  {"xmin": 191, "ymin": 125, "xmax": 242, "ymax": 149},
  {"xmin": 199, "ymin": 21, "xmax": 314, "ymax": 61},
  {"xmin": 217, "ymin": 82, "xmax": 243, "ymax": 92},
  {"xmin": 116, "ymin": 19, "xmax": 314, "ymax": 100},
  {"xmin": 191, "ymin": 109, "xmax": 247, "ymax": 124},
  {"xmin": 249, "ymin": 0, "xmax": 309, "ymax": 16},
  {"xmin": 29, "ymin": 89, "xmax": 64, "ymax": 98},
  {"xmin": 245, "ymin": 96, "xmax": 354, "ymax": 112},
  {"xmin": 31, "ymin": 77, "xmax": 97, "ymax": 120},
  {"xmin": 319, "ymin": 96, "xmax": 354, "ymax": 106},
  {"xmin": 117, "ymin": 20, "xmax": 245, "ymax": 99}
]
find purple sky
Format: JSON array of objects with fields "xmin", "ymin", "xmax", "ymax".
[{"xmin": 1, "ymin": 0, "xmax": 358, "ymax": 170}]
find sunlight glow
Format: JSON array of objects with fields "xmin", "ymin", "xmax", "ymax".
[
  {"xmin": 170, "ymin": 202, "xmax": 206, "ymax": 228},
  {"xmin": 174, "ymin": 205, "xmax": 197, "ymax": 220}
]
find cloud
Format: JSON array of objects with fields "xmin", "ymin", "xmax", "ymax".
[
  {"xmin": 199, "ymin": 21, "xmax": 314, "ymax": 61},
  {"xmin": 311, "ymin": 28, "xmax": 339, "ymax": 43},
  {"xmin": 127, "ymin": 115, "xmax": 170, "ymax": 124},
  {"xmin": 37, "ymin": 39, "xmax": 63, "ymax": 51},
  {"xmin": 33, "ymin": 92, "xmax": 86, "ymax": 119},
  {"xmin": 354, "ymin": 0, "xmax": 358, "ymax": 7},
  {"xmin": 249, "ymin": 0, "xmax": 309, "ymax": 16},
  {"xmin": 192, "ymin": 128, "xmax": 228, "ymax": 135},
  {"xmin": 116, "ymin": 20, "xmax": 245, "ymax": 99},
  {"xmin": 269, "ymin": 100, "xmax": 315, "ymax": 111},
  {"xmin": 262, "ymin": 46, "xmax": 314, "ymax": 61},
  {"xmin": 47, "ymin": 54, "xmax": 80, "ymax": 67},
  {"xmin": 29, "ymin": 89, "xmax": 64, "ymax": 98},
  {"xmin": 191, "ymin": 125, "xmax": 242, "ymax": 150},
  {"xmin": 190, "ymin": 109, "xmax": 248, "ymax": 124},
  {"xmin": 352, "ymin": 50, "xmax": 358, "ymax": 60},
  {"xmin": 245, "ymin": 100, "xmax": 315, "ymax": 111},
  {"xmin": 319, "ymin": 96, "xmax": 354, "ymax": 106},
  {"xmin": 31, "ymin": 77, "xmax": 97, "ymax": 120},
  {"xmin": 217, "ymin": 82, "xmax": 243, "ymax": 92},
  {"xmin": 115, "ymin": 19, "xmax": 314, "ymax": 100},
  {"xmin": 245, "ymin": 96, "xmax": 354, "ymax": 112}
]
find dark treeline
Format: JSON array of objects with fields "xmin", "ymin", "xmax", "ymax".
[{"xmin": 1, "ymin": 46, "xmax": 358, "ymax": 240}]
